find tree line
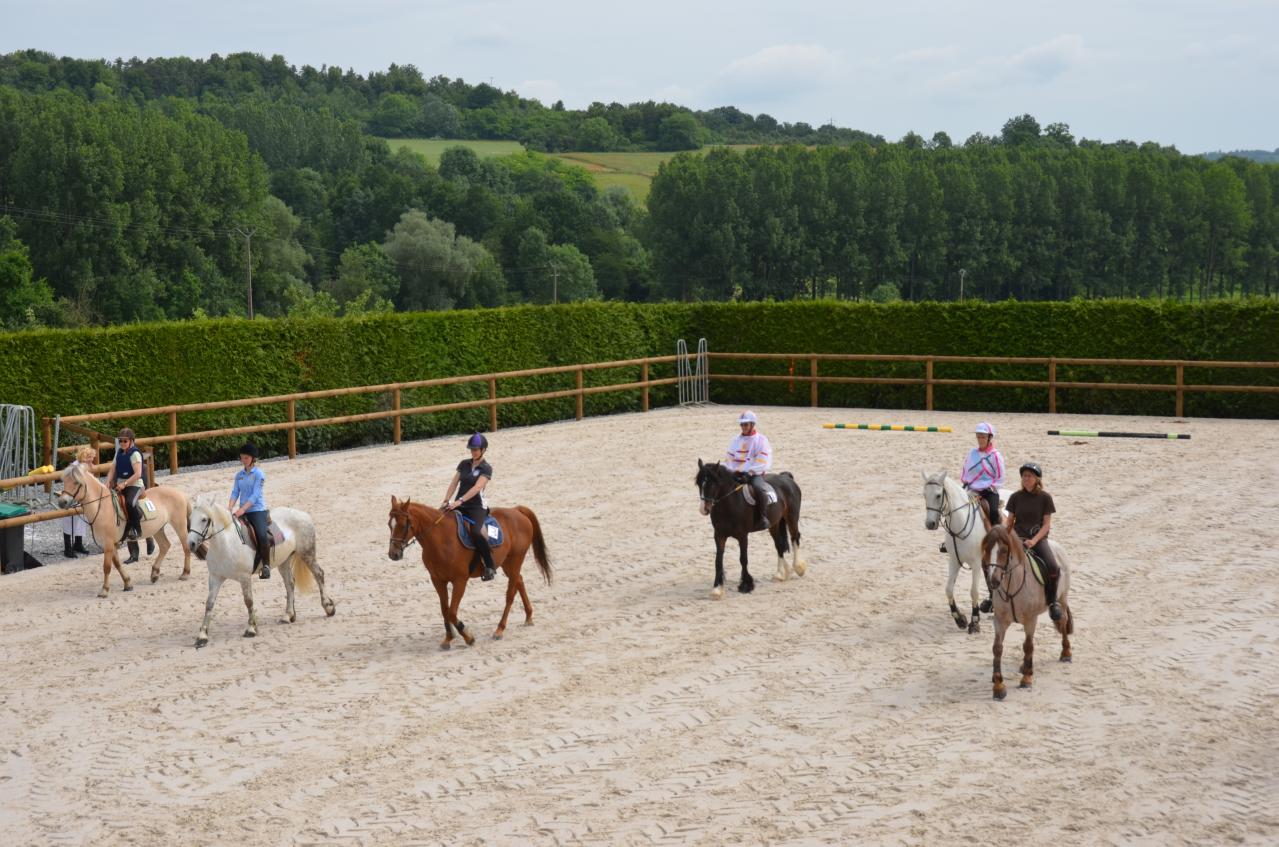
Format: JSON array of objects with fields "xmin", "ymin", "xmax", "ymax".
[
  {"xmin": 648, "ymin": 120, "xmax": 1278, "ymax": 303},
  {"xmin": 0, "ymin": 50, "xmax": 882, "ymax": 153}
]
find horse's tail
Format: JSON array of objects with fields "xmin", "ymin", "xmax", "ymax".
[
  {"xmin": 982, "ymin": 524, "xmax": 1011, "ymax": 561},
  {"xmin": 290, "ymin": 513, "xmax": 319, "ymax": 594},
  {"xmin": 516, "ymin": 505, "xmax": 552, "ymax": 586},
  {"xmin": 292, "ymin": 556, "xmax": 317, "ymax": 594}
]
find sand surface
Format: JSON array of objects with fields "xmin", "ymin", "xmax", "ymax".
[{"xmin": 1, "ymin": 405, "xmax": 1276, "ymax": 846}]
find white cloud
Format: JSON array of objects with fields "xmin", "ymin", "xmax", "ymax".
[
  {"xmin": 925, "ymin": 34, "xmax": 1087, "ymax": 95},
  {"xmin": 710, "ymin": 44, "xmax": 844, "ymax": 102}
]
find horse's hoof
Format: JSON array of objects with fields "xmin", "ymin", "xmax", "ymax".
[
  {"xmin": 150, "ymin": 573, "xmax": 159, "ymax": 584},
  {"xmin": 710, "ymin": 587, "xmax": 724, "ymax": 600},
  {"xmin": 1019, "ymin": 677, "xmax": 1033, "ymax": 689},
  {"xmin": 738, "ymin": 580, "xmax": 755, "ymax": 594},
  {"xmin": 97, "ymin": 590, "xmax": 108, "ymax": 599},
  {"xmin": 773, "ymin": 573, "xmax": 787, "ymax": 582},
  {"xmin": 967, "ymin": 621, "xmax": 981, "ymax": 634},
  {"xmin": 953, "ymin": 615, "xmax": 968, "ymax": 629},
  {"xmin": 195, "ymin": 637, "xmax": 208, "ymax": 648},
  {"xmin": 1060, "ymin": 654, "xmax": 1072, "ymax": 663},
  {"xmin": 463, "ymin": 634, "xmax": 476, "ymax": 646},
  {"xmin": 324, "ymin": 602, "xmax": 336, "ymax": 617},
  {"xmin": 179, "ymin": 573, "xmax": 190, "ymax": 581},
  {"xmin": 793, "ymin": 561, "xmax": 807, "ymax": 577},
  {"xmin": 439, "ymin": 642, "xmax": 452, "ymax": 651},
  {"xmin": 993, "ymin": 687, "xmax": 1007, "ymax": 701},
  {"xmin": 493, "ymin": 632, "xmax": 504, "ymax": 641},
  {"xmin": 123, "ymin": 585, "xmax": 134, "ymax": 592},
  {"xmin": 243, "ymin": 630, "xmax": 256, "ymax": 639}
]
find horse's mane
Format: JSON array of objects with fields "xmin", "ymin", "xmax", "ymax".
[{"xmin": 982, "ymin": 524, "xmax": 1026, "ymax": 567}]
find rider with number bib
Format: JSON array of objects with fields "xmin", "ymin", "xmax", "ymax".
[
  {"xmin": 724, "ymin": 410, "xmax": 772, "ymax": 530},
  {"xmin": 442, "ymin": 432, "xmax": 497, "ymax": 581},
  {"xmin": 1005, "ymin": 462, "xmax": 1063, "ymax": 621},
  {"xmin": 105, "ymin": 427, "xmax": 147, "ymax": 564}
]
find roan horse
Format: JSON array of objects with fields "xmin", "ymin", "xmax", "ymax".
[
  {"xmin": 58, "ymin": 461, "xmax": 192, "ymax": 597},
  {"xmin": 387, "ymin": 497, "xmax": 551, "ymax": 649},
  {"xmin": 981, "ymin": 524, "xmax": 1074, "ymax": 701},
  {"xmin": 187, "ymin": 501, "xmax": 336, "ymax": 648},
  {"xmin": 921, "ymin": 470, "xmax": 1003, "ymax": 634},
  {"xmin": 695, "ymin": 460, "xmax": 805, "ymax": 599}
]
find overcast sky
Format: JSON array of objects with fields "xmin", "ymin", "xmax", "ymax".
[{"xmin": 5, "ymin": 0, "xmax": 1277, "ymax": 153}]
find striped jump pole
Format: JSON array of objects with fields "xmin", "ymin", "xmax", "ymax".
[
  {"xmin": 823, "ymin": 424, "xmax": 952, "ymax": 433},
  {"xmin": 1047, "ymin": 430, "xmax": 1190, "ymax": 440}
]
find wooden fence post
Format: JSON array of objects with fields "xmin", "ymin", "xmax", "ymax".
[
  {"xmin": 642, "ymin": 361, "xmax": 650, "ymax": 412},
  {"xmin": 575, "ymin": 367, "xmax": 584, "ymax": 420},
  {"xmin": 488, "ymin": 378, "xmax": 498, "ymax": 432},
  {"xmin": 393, "ymin": 388, "xmax": 402, "ymax": 445},
  {"xmin": 810, "ymin": 358, "xmax": 819, "ymax": 407},
  {"xmin": 1176, "ymin": 364, "xmax": 1185, "ymax": 417},
  {"xmin": 42, "ymin": 417, "xmax": 52, "ymax": 493},
  {"xmin": 286, "ymin": 399, "xmax": 297, "ymax": 459},
  {"xmin": 1048, "ymin": 359, "xmax": 1057, "ymax": 414},
  {"xmin": 925, "ymin": 359, "xmax": 934, "ymax": 411},
  {"xmin": 169, "ymin": 411, "xmax": 179, "ymax": 475}
]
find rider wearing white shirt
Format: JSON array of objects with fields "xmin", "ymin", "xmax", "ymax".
[{"xmin": 724, "ymin": 410, "xmax": 772, "ymax": 529}]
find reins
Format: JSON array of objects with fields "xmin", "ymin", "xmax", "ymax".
[
  {"xmin": 925, "ymin": 480, "xmax": 979, "ymax": 550},
  {"xmin": 389, "ymin": 505, "xmax": 449, "ymax": 554}
]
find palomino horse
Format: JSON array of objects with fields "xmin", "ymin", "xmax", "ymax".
[
  {"xmin": 186, "ymin": 501, "xmax": 336, "ymax": 648},
  {"xmin": 921, "ymin": 470, "xmax": 1004, "ymax": 634},
  {"xmin": 387, "ymin": 497, "xmax": 551, "ymax": 649},
  {"xmin": 695, "ymin": 460, "xmax": 805, "ymax": 600},
  {"xmin": 981, "ymin": 525, "xmax": 1074, "ymax": 701},
  {"xmin": 58, "ymin": 461, "xmax": 191, "ymax": 597}
]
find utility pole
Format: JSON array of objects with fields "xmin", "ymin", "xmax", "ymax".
[
  {"xmin": 551, "ymin": 262, "xmax": 559, "ymax": 305},
  {"xmin": 959, "ymin": 268, "xmax": 966, "ymax": 301},
  {"xmin": 234, "ymin": 226, "xmax": 257, "ymax": 319}
]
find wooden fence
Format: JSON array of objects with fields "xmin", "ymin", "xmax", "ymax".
[
  {"xmin": 4, "ymin": 351, "xmax": 1276, "ymax": 532},
  {"xmin": 706, "ymin": 353, "xmax": 1279, "ymax": 417}
]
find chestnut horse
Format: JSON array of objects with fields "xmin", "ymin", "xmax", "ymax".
[
  {"xmin": 58, "ymin": 461, "xmax": 191, "ymax": 597},
  {"xmin": 981, "ymin": 525, "xmax": 1074, "ymax": 701},
  {"xmin": 387, "ymin": 497, "xmax": 551, "ymax": 649}
]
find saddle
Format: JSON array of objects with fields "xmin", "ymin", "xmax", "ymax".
[
  {"xmin": 234, "ymin": 514, "xmax": 287, "ymax": 549},
  {"xmin": 739, "ymin": 480, "xmax": 778, "ymax": 508},
  {"xmin": 454, "ymin": 512, "xmax": 504, "ymax": 549},
  {"xmin": 114, "ymin": 491, "xmax": 158, "ymax": 525}
]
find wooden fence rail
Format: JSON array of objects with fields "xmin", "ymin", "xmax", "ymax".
[{"xmin": 706, "ymin": 353, "xmax": 1279, "ymax": 417}]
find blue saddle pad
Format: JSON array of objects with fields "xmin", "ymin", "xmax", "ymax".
[{"xmin": 454, "ymin": 512, "xmax": 504, "ymax": 549}]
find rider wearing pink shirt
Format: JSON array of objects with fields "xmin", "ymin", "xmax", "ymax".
[
  {"xmin": 724, "ymin": 410, "xmax": 772, "ymax": 529},
  {"xmin": 960, "ymin": 421, "xmax": 1004, "ymax": 527}
]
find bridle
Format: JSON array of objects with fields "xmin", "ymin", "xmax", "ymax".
[
  {"xmin": 698, "ymin": 468, "xmax": 743, "ymax": 510},
  {"xmin": 989, "ymin": 542, "xmax": 1028, "ymax": 605},
  {"xmin": 188, "ymin": 506, "xmax": 234, "ymax": 556},
  {"xmin": 59, "ymin": 467, "xmax": 115, "ymax": 544},
  {"xmin": 389, "ymin": 503, "xmax": 448, "ymax": 555},
  {"xmin": 924, "ymin": 479, "xmax": 978, "ymax": 546}
]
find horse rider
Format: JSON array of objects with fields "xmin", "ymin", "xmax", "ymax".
[
  {"xmin": 1005, "ymin": 461, "xmax": 1062, "ymax": 621},
  {"xmin": 442, "ymin": 432, "xmax": 497, "ymax": 581},
  {"xmin": 724, "ymin": 410, "xmax": 772, "ymax": 530},
  {"xmin": 105, "ymin": 427, "xmax": 147, "ymax": 564},
  {"xmin": 229, "ymin": 441, "xmax": 272, "ymax": 579},
  {"xmin": 941, "ymin": 421, "xmax": 1005, "ymax": 553}
]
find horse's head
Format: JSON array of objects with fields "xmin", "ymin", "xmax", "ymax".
[
  {"xmin": 921, "ymin": 470, "xmax": 949, "ymax": 530},
  {"xmin": 387, "ymin": 496, "xmax": 415, "ymax": 561},
  {"xmin": 695, "ymin": 459, "xmax": 735, "ymax": 516},
  {"xmin": 187, "ymin": 500, "xmax": 225, "ymax": 560},
  {"xmin": 56, "ymin": 463, "xmax": 86, "ymax": 510},
  {"xmin": 982, "ymin": 524, "xmax": 1022, "ymax": 578}
]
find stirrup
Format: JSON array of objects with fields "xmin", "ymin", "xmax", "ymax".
[
  {"xmin": 481, "ymin": 565, "xmax": 496, "ymax": 581},
  {"xmin": 259, "ymin": 563, "xmax": 271, "ymax": 579}
]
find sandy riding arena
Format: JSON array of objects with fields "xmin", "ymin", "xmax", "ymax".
[{"xmin": 1, "ymin": 405, "xmax": 1276, "ymax": 845}]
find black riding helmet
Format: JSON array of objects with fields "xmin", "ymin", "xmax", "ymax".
[
  {"xmin": 467, "ymin": 432, "xmax": 488, "ymax": 451},
  {"xmin": 1019, "ymin": 461, "xmax": 1043, "ymax": 478},
  {"xmin": 239, "ymin": 441, "xmax": 259, "ymax": 459}
]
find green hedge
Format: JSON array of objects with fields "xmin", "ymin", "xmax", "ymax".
[{"xmin": 1, "ymin": 300, "xmax": 1275, "ymax": 467}]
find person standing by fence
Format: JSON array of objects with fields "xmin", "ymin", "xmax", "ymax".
[{"xmin": 61, "ymin": 446, "xmax": 95, "ymax": 558}]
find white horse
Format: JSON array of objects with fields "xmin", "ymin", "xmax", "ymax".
[
  {"xmin": 186, "ymin": 501, "xmax": 336, "ymax": 648},
  {"xmin": 922, "ymin": 471, "xmax": 1007, "ymax": 634}
]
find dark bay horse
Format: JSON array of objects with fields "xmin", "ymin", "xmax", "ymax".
[
  {"xmin": 695, "ymin": 460, "xmax": 805, "ymax": 599},
  {"xmin": 387, "ymin": 496, "xmax": 551, "ymax": 649}
]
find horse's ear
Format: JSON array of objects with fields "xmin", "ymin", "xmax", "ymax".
[
  {"xmin": 698, "ymin": 458, "xmax": 704, "ymax": 469},
  {"xmin": 391, "ymin": 495, "xmax": 399, "ymax": 508},
  {"xmin": 921, "ymin": 470, "xmax": 929, "ymax": 482},
  {"xmin": 940, "ymin": 470, "xmax": 947, "ymax": 481}
]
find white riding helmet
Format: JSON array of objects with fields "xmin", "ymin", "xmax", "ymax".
[
  {"xmin": 738, "ymin": 410, "xmax": 758, "ymax": 424},
  {"xmin": 975, "ymin": 422, "xmax": 995, "ymax": 437}
]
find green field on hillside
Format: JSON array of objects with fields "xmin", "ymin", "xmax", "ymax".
[{"xmin": 386, "ymin": 140, "xmax": 756, "ymax": 199}]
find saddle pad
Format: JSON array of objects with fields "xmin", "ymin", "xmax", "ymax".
[
  {"xmin": 1026, "ymin": 549, "xmax": 1044, "ymax": 586},
  {"xmin": 454, "ymin": 512, "xmax": 504, "ymax": 549},
  {"xmin": 234, "ymin": 517, "xmax": 288, "ymax": 547},
  {"xmin": 140, "ymin": 498, "xmax": 160, "ymax": 522},
  {"xmin": 740, "ymin": 481, "xmax": 778, "ymax": 508}
]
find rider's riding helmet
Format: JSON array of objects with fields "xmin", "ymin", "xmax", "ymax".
[
  {"xmin": 1019, "ymin": 462, "xmax": 1043, "ymax": 478},
  {"xmin": 239, "ymin": 441, "xmax": 259, "ymax": 460},
  {"xmin": 738, "ymin": 410, "xmax": 758, "ymax": 425},
  {"xmin": 117, "ymin": 427, "xmax": 136, "ymax": 442},
  {"xmin": 467, "ymin": 432, "xmax": 489, "ymax": 451},
  {"xmin": 975, "ymin": 422, "xmax": 995, "ymax": 437}
]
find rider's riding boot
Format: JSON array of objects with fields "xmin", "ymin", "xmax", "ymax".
[
  {"xmin": 979, "ymin": 562, "xmax": 993, "ymax": 613},
  {"xmin": 939, "ymin": 542, "xmax": 948, "ymax": 554},
  {"xmin": 64, "ymin": 533, "xmax": 77, "ymax": 559},
  {"xmin": 258, "ymin": 549, "xmax": 271, "ymax": 580},
  {"xmin": 73, "ymin": 536, "xmax": 89, "ymax": 555},
  {"xmin": 1044, "ymin": 571, "xmax": 1062, "ymax": 621},
  {"xmin": 146, "ymin": 537, "xmax": 155, "ymax": 556},
  {"xmin": 123, "ymin": 541, "xmax": 140, "ymax": 564}
]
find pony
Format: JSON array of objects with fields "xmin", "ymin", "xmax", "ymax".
[
  {"xmin": 58, "ymin": 461, "xmax": 192, "ymax": 597},
  {"xmin": 387, "ymin": 497, "xmax": 551, "ymax": 649},
  {"xmin": 695, "ymin": 460, "xmax": 805, "ymax": 600},
  {"xmin": 981, "ymin": 524, "xmax": 1074, "ymax": 700},
  {"xmin": 921, "ymin": 470, "xmax": 1002, "ymax": 634},
  {"xmin": 186, "ymin": 501, "xmax": 336, "ymax": 648}
]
